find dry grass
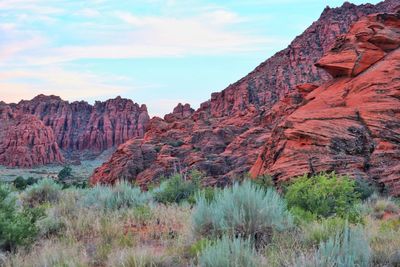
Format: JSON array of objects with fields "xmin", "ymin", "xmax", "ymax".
[
  {"xmin": 2, "ymin": 184, "xmax": 400, "ymax": 267},
  {"xmin": 4, "ymin": 189, "xmax": 193, "ymax": 267}
]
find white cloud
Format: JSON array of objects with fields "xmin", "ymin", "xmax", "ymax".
[
  {"xmin": 0, "ymin": 7, "xmax": 285, "ymax": 66},
  {"xmin": 0, "ymin": 0, "xmax": 64, "ymax": 15},
  {"xmin": 111, "ymin": 10, "xmax": 280, "ymax": 54},
  {"xmin": 75, "ymin": 8, "xmax": 101, "ymax": 18}
]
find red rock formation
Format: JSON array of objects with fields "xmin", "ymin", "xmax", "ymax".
[
  {"xmin": 0, "ymin": 95, "xmax": 149, "ymax": 167},
  {"xmin": 250, "ymin": 12, "xmax": 400, "ymax": 195},
  {"xmin": 0, "ymin": 103, "xmax": 64, "ymax": 167},
  {"xmin": 10, "ymin": 95, "xmax": 150, "ymax": 158},
  {"xmin": 90, "ymin": 1, "xmax": 399, "ymax": 187},
  {"xmin": 207, "ymin": 0, "xmax": 399, "ymax": 117}
]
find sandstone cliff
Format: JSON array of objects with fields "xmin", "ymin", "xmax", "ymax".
[
  {"xmin": 90, "ymin": 1, "xmax": 399, "ymax": 187},
  {"xmin": 250, "ymin": 12, "xmax": 400, "ymax": 195},
  {"xmin": 0, "ymin": 96, "xmax": 149, "ymax": 167},
  {"xmin": 0, "ymin": 103, "xmax": 64, "ymax": 167}
]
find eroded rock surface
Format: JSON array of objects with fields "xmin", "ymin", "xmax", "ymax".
[
  {"xmin": 251, "ymin": 12, "xmax": 400, "ymax": 195},
  {"xmin": 0, "ymin": 104, "xmax": 64, "ymax": 167},
  {"xmin": 90, "ymin": 2, "xmax": 399, "ymax": 187},
  {"xmin": 0, "ymin": 96, "xmax": 149, "ymax": 167}
]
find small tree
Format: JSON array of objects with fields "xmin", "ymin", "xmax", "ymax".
[
  {"xmin": 152, "ymin": 171, "xmax": 202, "ymax": 204},
  {"xmin": 58, "ymin": 166, "xmax": 72, "ymax": 180},
  {"xmin": 285, "ymin": 172, "xmax": 361, "ymax": 222}
]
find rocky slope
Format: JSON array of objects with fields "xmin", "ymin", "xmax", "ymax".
[
  {"xmin": 0, "ymin": 96, "xmax": 149, "ymax": 167},
  {"xmin": 90, "ymin": 0, "xmax": 399, "ymax": 187},
  {"xmin": 250, "ymin": 12, "xmax": 400, "ymax": 195},
  {"xmin": 0, "ymin": 103, "xmax": 64, "ymax": 167}
]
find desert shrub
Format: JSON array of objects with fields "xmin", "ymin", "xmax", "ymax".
[
  {"xmin": 130, "ymin": 205, "xmax": 153, "ymax": 223},
  {"xmin": 188, "ymin": 186, "xmax": 219, "ymax": 205},
  {"xmin": 367, "ymin": 213, "xmax": 400, "ymax": 266},
  {"xmin": 82, "ymin": 182, "xmax": 150, "ymax": 210},
  {"xmin": 5, "ymin": 240, "xmax": 87, "ymax": 267},
  {"xmin": 263, "ymin": 228, "xmax": 306, "ymax": 267},
  {"xmin": 372, "ymin": 198, "xmax": 399, "ymax": 219},
  {"xmin": 295, "ymin": 224, "xmax": 370, "ymax": 267},
  {"xmin": 21, "ymin": 178, "xmax": 62, "ymax": 207},
  {"xmin": 354, "ymin": 178, "xmax": 377, "ymax": 201},
  {"xmin": 188, "ymin": 238, "xmax": 212, "ymax": 258},
  {"xmin": 285, "ymin": 172, "xmax": 361, "ymax": 222},
  {"xmin": 58, "ymin": 165, "xmax": 72, "ymax": 180},
  {"xmin": 380, "ymin": 218, "xmax": 400, "ymax": 233},
  {"xmin": 0, "ymin": 183, "xmax": 43, "ymax": 251},
  {"xmin": 302, "ymin": 217, "xmax": 346, "ymax": 246},
  {"xmin": 36, "ymin": 208, "xmax": 65, "ymax": 238},
  {"xmin": 153, "ymin": 172, "xmax": 201, "ymax": 204},
  {"xmin": 13, "ymin": 176, "xmax": 37, "ymax": 191},
  {"xmin": 313, "ymin": 224, "xmax": 371, "ymax": 267},
  {"xmin": 252, "ymin": 174, "xmax": 274, "ymax": 189},
  {"xmin": 192, "ymin": 180, "xmax": 293, "ymax": 245},
  {"xmin": 198, "ymin": 236, "xmax": 259, "ymax": 267}
]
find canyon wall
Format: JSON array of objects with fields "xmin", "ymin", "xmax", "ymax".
[
  {"xmin": 90, "ymin": 1, "xmax": 399, "ymax": 189},
  {"xmin": 251, "ymin": 12, "xmax": 400, "ymax": 195},
  {"xmin": 0, "ymin": 96, "xmax": 150, "ymax": 167}
]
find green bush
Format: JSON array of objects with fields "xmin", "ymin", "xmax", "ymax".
[
  {"xmin": 13, "ymin": 176, "xmax": 37, "ymax": 191},
  {"xmin": 188, "ymin": 238, "xmax": 212, "ymax": 258},
  {"xmin": 354, "ymin": 178, "xmax": 377, "ymax": 201},
  {"xmin": 0, "ymin": 183, "xmax": 43, "ymax": 251},
  {"xmin": 82, "ymin": 182, "xmax": 150, "ymax": 210},
  {"xmin": 285, "ymin": 172, "xmax": 361, "ymax": 222},
  {"xmin": 192, "ymin": 180, "xmax": 293, "ymax": 245},
  {"xmin": 58, "ymin": 165, "xmax": 72, "ymax": 180},
  {"xmin": 153, "ymin": 172, "xmax": 201, "ymax": 204},
  {"xmin": 188, "ymin": 186, "xmax": 219, "ymax": 205},
  {"xmin": 198, "ymin": 236, "xmax": 259, "ymax": 267},
  {"xmin": 313, "ymin": 224, "xmax": 371, "ymax": 267},
  {"xmin": 22, "ymin": 178, "xmax": 62, "ymax": 207}
]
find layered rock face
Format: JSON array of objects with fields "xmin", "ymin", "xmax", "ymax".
[
  {"xmin": 90, "ymin": 1, "xmax": 399, "ymax": 187},
  {"xmin": 90, "ymin": 103, "xmax": 269, "ymax": 186},
  {"xmin": 14, "ymin": 95, "xmax": 150, "ymax": 153},
  {"xmin": 208, "ymin": 0, "xmax": 399, "ymax": 117},
  {"xmin": 0, "ymin": 103, "xmax": 64, "ymax": 167},
  {"xmin": 0, "ymin": 96, "xmax": 149, "ymax": 167},
  {"xmin": 250, "ymin": 12, "xmax": 400, "ymax": 195}
]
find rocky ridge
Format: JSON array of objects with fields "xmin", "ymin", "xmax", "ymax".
[
  {"xmin": 250, "ymin": 12, "xmax": 400, "ymax": 195},
  {"xmin": 90, "ymin": 1, "xmax": 399, "ymax": 188}
]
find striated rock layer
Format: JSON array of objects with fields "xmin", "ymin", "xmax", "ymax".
[
  {"xmin": 250, "ymin": 12, "xmax": 400, "ymax": 195},
  {"xmin": 0, "ymin": 103, "xmax": 64, "ymax": 167},
  {"xmin": 0, "ymin": 96, "xmax": 150, "ymax": 167},
  {"xmin": 90, "ymin": 1, "xmax": 399, "ymax": 188}
]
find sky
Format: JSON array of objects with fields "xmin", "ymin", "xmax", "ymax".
[{"xmin": 0, "ymin": 0, "xmax": 382, "ymax": 116}]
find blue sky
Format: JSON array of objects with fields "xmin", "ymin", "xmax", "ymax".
[{"xmin": 0, "ymin": 0, "xmax": 381, "ymax": 116}]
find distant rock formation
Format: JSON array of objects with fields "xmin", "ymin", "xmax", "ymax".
[
  {"xmin": 0, "ymin": 96, "xmax": 149, "ymax": 167},
  {"xmin": 0, "ymin": 103, "xmax": 64, "ymax": 167}
]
